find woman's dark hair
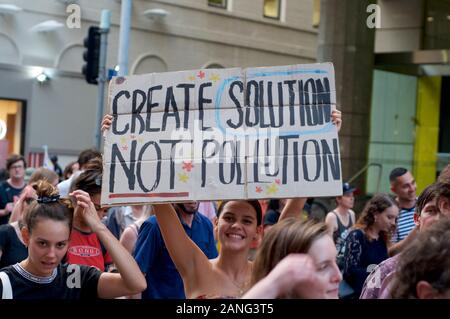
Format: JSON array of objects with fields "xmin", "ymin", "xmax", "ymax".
[
  {"xmin": 354, "ymin": 193, "xmax": 397, "ymax": 243},
  {"xmin": 217, "ymin": 200, "xmax": 262, "ymax": 226},
  {"xmin": 63, "ymin": 161, "xmax": 78, "ymax": 180},
  {"xmin": 77, "ymin": 148, "xmax": 101, "ymax": 168},
  {"xmin": 24, "ymin": 180, "xmax": 73, "ymax": 234},
  {"xmin": 391, "ymin": 218, "xmax": 450, "ymax": 298},
  {"xmin": 71, "ymin": 157, "xmax": 103, "ymax": 195}
]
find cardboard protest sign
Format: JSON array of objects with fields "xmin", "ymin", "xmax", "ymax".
[{"xmin": 101, "ymin": 63, "xmax": 342, "ymax": 205}]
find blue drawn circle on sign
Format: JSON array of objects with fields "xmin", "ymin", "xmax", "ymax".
[{"xmin": 213, "ymin": 68, "xmax": 334, "ymax": 138}]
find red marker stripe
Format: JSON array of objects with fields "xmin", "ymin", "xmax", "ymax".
[{"xmin": 109, "ymin": 192, "xmax": 189, "ymax": 198}]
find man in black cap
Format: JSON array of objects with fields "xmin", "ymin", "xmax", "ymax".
[{"xmin": 325, "ymin": 182, "xmax": 356, "ymax": 269}]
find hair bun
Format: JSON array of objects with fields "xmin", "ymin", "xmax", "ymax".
[{"xmin": 34, "ymin": 180, "xmax": 59, "ymax": 199}]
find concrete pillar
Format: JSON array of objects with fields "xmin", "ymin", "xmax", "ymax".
[{"xmin": 318, "ymin": 0, "xmax": 376, "ymax": 193}]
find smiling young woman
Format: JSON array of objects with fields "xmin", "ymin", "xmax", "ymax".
[
  {"xmin": 153, "ymin": 200, "xmax": 263, "ymax": 299},
  {"xmin": 0, "ymin": 180, "xmax": 146, "ymax": 299},
  {"xmin": 243, "ymin": 219, "xmax": 342, "ymax": 299}
]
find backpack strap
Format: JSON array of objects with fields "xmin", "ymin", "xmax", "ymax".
[{"xmin": 0, "ymin": 271, "xmax": 13, "ymax": 299}]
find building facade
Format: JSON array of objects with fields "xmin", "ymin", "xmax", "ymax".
[
  {"xmin": 0, "ymin": 0, "xmax": 318, "ymax": 167},
  {"xmin": 0, "ymin": 0, "xmax": 448, "ymax": 198}
]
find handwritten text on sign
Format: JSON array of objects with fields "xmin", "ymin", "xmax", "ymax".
[{"xmin": 101, "ymin": 63, "xmax": 342, "ymax": 205}]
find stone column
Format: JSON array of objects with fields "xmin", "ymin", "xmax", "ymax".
[{"xmin": 318, "ymin": 0, "xmax": 376, "ymax": 192}]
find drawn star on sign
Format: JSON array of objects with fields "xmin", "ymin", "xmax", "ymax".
[
  {"xmin": 120, "ymin": 137, "xmax": 127, "ymax": 144},
  {"xmin": 182, "ymin": 161, "xmax": 194, "ymax": 172},
  {"xmin": 197, "ymin": 70, "xmax": 205, "ymax": 79},
  {"xmin": 188, "ymin": 75, "xmax": 196, "ymax": 81},
  {"xmin": 255, "ymin": 186, "xmax": 263, "ymax": 193},
  {"xmin": 209, "ymin": 74, "xmax": 220, "ymax": 82},
  {"xmin": 178, "ymin": 172, "xmax": 189, "ymax": 183},
  {"xmin": 266, "ymin": 183, "xmax": 278, "ymax": 195},
  {"xmin": 121, "ymin": 145, "xmax": 129, "ymax": 151}
]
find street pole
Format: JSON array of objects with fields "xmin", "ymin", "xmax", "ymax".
[
  {"xmin": 95, "ymin": 10, "xmax": 111, "ymax": 150},
  {"xmin": 117, "ymin": 0, "xmax": 132, "ymax": 76}
]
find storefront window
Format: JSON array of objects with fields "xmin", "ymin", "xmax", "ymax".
[{"xmin": 0, "ymin": 99, "xmax": 25, "ymax": 166}]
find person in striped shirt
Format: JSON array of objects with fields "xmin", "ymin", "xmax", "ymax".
[{"xmin": 388, "ymin": 167, "xmax": 418, "ymax": 256}]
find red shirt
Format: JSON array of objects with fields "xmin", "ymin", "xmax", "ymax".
[{"xmin": 66, "ymin": 228, "xmax": 112, "ymax": 271}]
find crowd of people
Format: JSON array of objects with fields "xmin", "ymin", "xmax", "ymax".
[{"xmin": 1, "ymin": 109, "xmax": 450, "ymax": 299}]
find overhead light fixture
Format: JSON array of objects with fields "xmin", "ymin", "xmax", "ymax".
[
  {"xmin": 30, "ymin": 20, "xmax": 65, "ymax": 33},
  {"xmin": 0, "ymin": 4, "xmax": 23, "ymax": 15},
  {"xmin": 36, "ymin": 72, "xmax": 50, "ymax": 83},
  {"xmin": 142, "ymin": 8, "xmax": 170, "ymax": 20}
]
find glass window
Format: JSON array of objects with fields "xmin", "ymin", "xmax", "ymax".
[
  {"xmin": 208, "ymin": 0, "xmax": 227, "ymax": 9},
  {"xmin": 0, "ymin": 99, "xmax": 25, "ymax": 163},
  {"xmin": 264, "ymin": 0, "xmax": 281, "ymax": 20},
  {"xmin": 423, "ymin": 0, "xmax": 450, "ymax": 49}
]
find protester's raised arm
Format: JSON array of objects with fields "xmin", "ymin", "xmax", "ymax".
[
  {"xmin": 70, "ymin": 190, "xmax": 146, "ymax": 298},
  {"xmin": 101, "ymin": 114, "xmax": 113, "ymax": 133},
  {"xmin": 8, "ymin": 185, "xmax": 36, "ymax": 223},
  {"xmin": 153, "ymin": 203, "xmax": 211, "ymax": 282},
  {"xmin": 279, "ymin": 198, "xmax": 307, "ymax": 221}
]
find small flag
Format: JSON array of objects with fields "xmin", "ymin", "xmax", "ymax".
[
  {"xmin": 42, "ymin": 145, "xmax": 54, "ymax": 171},
  {"xmin": 27, "ymin": 152, "xmax": 44, "ymax": 168}
]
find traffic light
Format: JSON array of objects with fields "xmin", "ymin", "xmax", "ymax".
[{"xmin": 82, "ymin": 26, "xmax": 101, "ymax": 84}]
